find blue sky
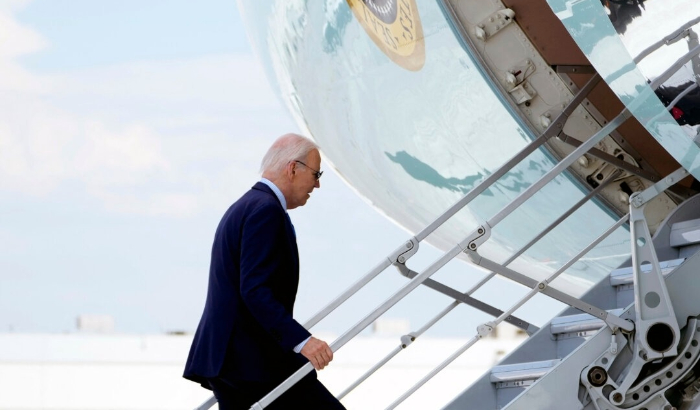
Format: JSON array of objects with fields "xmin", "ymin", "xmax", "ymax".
[
  {"xmin": 17, "ymin": 1, "xmax": 249, "ymax": 70},
  {"xmin": 0, "ymin": 0, "xmax": 558, "ymax": 337}
]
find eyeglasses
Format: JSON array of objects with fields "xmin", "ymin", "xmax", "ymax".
[{"xmin": 294, "ymin": 160, "xmax": 323, "ymax": 180}]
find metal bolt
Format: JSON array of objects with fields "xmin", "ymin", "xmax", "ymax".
[
  {"xmin": 470, "ymin": 243, "xmax": 477, "ymax": 250},
  {"xmin": 612, "ymin": 392, "xmax": 623, "ymax": 403},
  {"xmin": 587, "ymin": 366, "xmax": 608, "ymax": 387},
  {"xmin": 538, "ymin": 283, "xmax": 546, "ymax": 290},
  {"xmin": 398, "ymin": 256, "xmax": 405, "ymax": 263},
  {"xmin": 406, "ymin": 242, "xmax": 412, "ymax": 249},
  {"xmin": 478, "ymin": 228, "xmax": 484, "ymax": 234}
]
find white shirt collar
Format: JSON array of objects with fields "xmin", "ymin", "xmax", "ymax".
[{"xmin": 259, "ymin": 178, "xmax": 287, "ymax": 211}]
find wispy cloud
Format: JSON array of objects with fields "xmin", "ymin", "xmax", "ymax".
[
  {"xmin": 0, "ymin": 6, "xmax": 50, "ymax": 93},
  {"xmin": 93, "ymin": 190, "xmax": 200, "ymax": 218},
  {"xmin": 0, "ymin": 5, "xmax": 286, "ymax": 217},
  {"xmin": 52, "ymin": 55, "xmax": 279, "ymax": 109},
  {"xmin": 0, "ymin": 0, "xmax": 32, "ymax": 11},
  {"xmin": 0, "ymin": 85, "xmax": 171, "ymax": 199}
]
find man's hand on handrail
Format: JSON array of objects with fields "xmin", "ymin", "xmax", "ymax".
[{"xmin": 300, "ymin": 337, "xmax": 333, "ymax": 370}]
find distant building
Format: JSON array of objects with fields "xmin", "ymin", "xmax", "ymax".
[
  {"xmin": 0, "ymin": 329, "xmax": 526, "ymax": 409},
  {"xmin": 76, "ymin": 315, "xmax": 115, "ymax": 333}
]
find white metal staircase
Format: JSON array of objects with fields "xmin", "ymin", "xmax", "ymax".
[{"xmin": 445, "ymin": 202, "xmax": 700, "ymax": 409}]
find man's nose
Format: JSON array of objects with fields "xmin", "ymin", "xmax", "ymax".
[{"xmin": 315, "ymin": 179, "xmax": 320, "ymax": 188}]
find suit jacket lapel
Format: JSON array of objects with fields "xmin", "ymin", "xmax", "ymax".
[{"xmin": 284, "ymin": 212, "xmax": 299, "ymax": 273}]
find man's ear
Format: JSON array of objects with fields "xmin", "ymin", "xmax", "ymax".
[{"xmin": 287, "ymin": 161, "xmax": 296, "ymax": 178}]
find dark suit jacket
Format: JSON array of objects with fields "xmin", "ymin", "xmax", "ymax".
[{"xmin": 184, "ymin": 182, "xmax": 311, "ymax": 386}]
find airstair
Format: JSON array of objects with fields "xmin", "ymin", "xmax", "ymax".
[
  {"xmin": 446, "ymin": 199, "xmax": 700, "ymax": 409},
  {"xmin": 194, "ymin": 10, "xmax": 700, "ymax": 410}
]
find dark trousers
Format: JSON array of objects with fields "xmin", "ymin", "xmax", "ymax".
[{"xmin": 209, "ymin": 376, "xmax": 346, "ymax": 410}]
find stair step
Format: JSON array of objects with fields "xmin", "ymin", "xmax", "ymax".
[
  {"xmin": 550, "ymin": 309, "xmax": 624, "ymax": 337},
  {"xmin": 609, "ymin": 258, "xmax": 685, "ymax": 287},
  {"xmin": 670, "ymin": 217, "xmax": 700, "ymax": 247},
  {"xmin": 490, "ymin": 359, "xmax": 561, "ymax": 388}
]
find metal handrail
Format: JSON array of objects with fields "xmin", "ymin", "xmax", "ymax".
[
  {"xmin": 386, "ymin": 213, "xmax": 631, "ymax": 409},
  {"xmin": 194, "ymin": 396, "xmax": 217, "ymax": 410},
  {"xmin": 667, "ymin": 83, "xmax": 697, "ymax": 110},
  {"xmin": 633, "ymin": 16, "xmax": 700, "ymax": 64},
  {"xmin": 337, "ymin": 300, "xmax": 458, "ymax": 400},
  {"xmin": 252, "ymin": 229, "xmax": 489, "ymax": 409},
  {"xmin": 336, "ymin": 173, "xmax": 617, "ymax": 400},
  {"xmin": 649, "ymin": 44, "xmax": 700, "ymax": 90}
]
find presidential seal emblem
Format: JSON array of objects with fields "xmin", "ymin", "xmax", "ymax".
[{"xmin": 346, "ymin": 0, "xmax": 425, "ymax": 71}]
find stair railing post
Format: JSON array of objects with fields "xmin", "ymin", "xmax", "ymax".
[{"xmin": 608, "ymin": 167, "xmax": 689, "ymax": 405}]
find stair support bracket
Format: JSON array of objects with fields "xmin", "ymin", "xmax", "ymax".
[
  {"xmin": 581, "ymin": 168, "xmax": 691, "ymax": 409},
  {"xmin": 581, "ymin": 318, "xmax": 700, "ymax": 410}
]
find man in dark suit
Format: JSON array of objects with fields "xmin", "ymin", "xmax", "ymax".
[{"xmin": 184, "ymin": 133, "xmax": 346, "ymax": 409}]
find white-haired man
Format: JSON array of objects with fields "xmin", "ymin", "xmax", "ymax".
[{"xmin": 184, "ymin": 133, "xmax": 345, "ymax": 409}]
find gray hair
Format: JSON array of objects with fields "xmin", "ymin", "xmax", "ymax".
[{"xmin": 259, "ymin": 133, "xmax": 319, "ymax": 176}]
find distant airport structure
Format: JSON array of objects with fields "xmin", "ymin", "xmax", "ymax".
[{"xmin": 0, "ymin": 317, "xmax": 526, "ymax": 409}]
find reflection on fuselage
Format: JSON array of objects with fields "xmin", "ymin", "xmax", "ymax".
[{"xmin": 385, "ymin": 150, "xmax": 542, "ymax": 196}]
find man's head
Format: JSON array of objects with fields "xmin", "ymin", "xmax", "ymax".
[{"xmin": 260, "ymin": 133, "xmax": 322, "ymax": 210}]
